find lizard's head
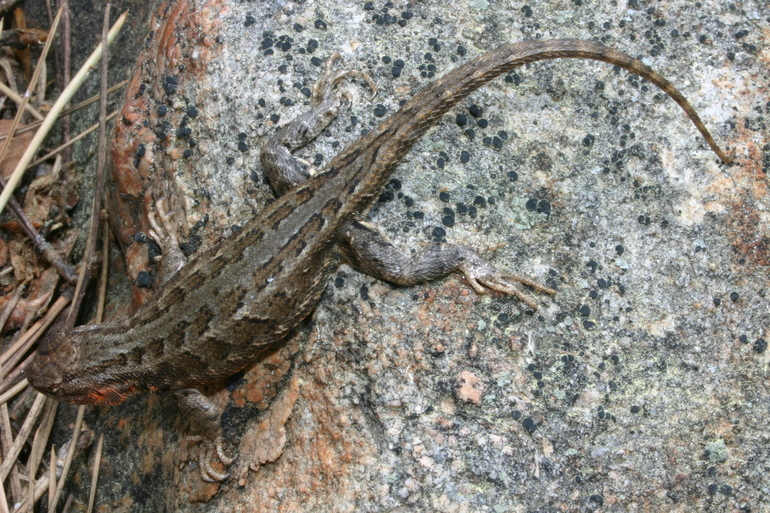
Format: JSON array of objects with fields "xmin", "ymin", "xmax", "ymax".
[{"xmin": 28, "ymin": 328, "xmax": 137, "ymax": 405}]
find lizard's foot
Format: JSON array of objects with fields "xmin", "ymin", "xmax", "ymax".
[
  {"xmin": 187, "ymin": 434, "xmax": 237, "ymax": 482},
  {"xmin": 311, "ymin": 51, "xmax": 377, "ymax": 106},
  {"xmin": 175, "ymin": 389, "xmax": 237, "ymax": 482},
  {"xmin": 147, "ymin": 196, "xmax": 187, "ymax": 281},
  {"xmin": 459, "ymin": 249, "xmax": 556, "ymax": 310}
]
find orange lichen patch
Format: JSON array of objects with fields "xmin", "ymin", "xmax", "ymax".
[
  {"xmin": 108, "ymin": 0, "xmax": 225, "ymax": 307},
  {"xmin": 725, "ymin": 199, "xmax": 770, "ymax": 267},
  {"xmin": 241, "ymin": 340, "xmax": 298, "ymax": 409},
  {"xmin": 711, "ymin": 114, "xmax": 769, "ymax": 267},
  {"xmin": 241, "ymin": 374, "xmax": 299, "ymax": 473}
]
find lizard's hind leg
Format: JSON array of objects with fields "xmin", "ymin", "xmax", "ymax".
[
  {"xmin": 176, "ymin": 389, "xmax": 237, "ymax": 482},
  {"xmin": 339, "ymin": 220, "xmax": 556, "ymax": 310},
  {"xmin": 260, "ymin": 54, "xmax": 375, "ymax": 196}
]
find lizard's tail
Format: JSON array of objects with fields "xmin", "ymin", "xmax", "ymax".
[
  {"xmin": 400, "ymin": 39, "xmax": 731, "ymax": 165},
  {"xmin": 327, "ymin": 39, "xmax": 732, "ymax": 218}
]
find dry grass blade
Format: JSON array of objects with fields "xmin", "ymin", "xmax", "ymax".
[
  {"xmin": 0, "ymin": 8, "xmax": 78, "ymax": 283},
  {"xmin": 0, "ymin": 392, "xmax": 46, "ymax": 481},
  {"xmin": 97, "ymin": 213, "xmax": 109, "ymax": 323},
  {"xmin": 0, "ymin": 352, "xmax": 35, "ymax": 397},
  {"xmin": 67, "ymin": 3, "xmax": 111, "ymax": 324},
  {"xmin": 0, "ymin": 378, "xmax": 26, "ymax": 405},
  {"xmin": 60, "ymin": 79, "xmax": 128, "ymax": 118},
  {"xmin": 0, "ymin": 470, "xmax": 7, "ymax": 513},
  {"xmin": 16, "ymin": 428, "xmax": 90, "ymax": 512},
  {"xmin": 0, "ymin": 281, "xmax": 25, "ymax": 334},
  {"xmin": 27, "ymin": 109, "xmax": 118, "ymax": 169},
  {"xmin": 48, "ymin": 404, "xmax": 84, "ymax": 511},
  {"xmin": 24, "ymin": 398, "xmax": 56, "ymax": 512},
  {"xmin": 0, "ymin": 82, "xmax": 43, "ymax": 120},
  {"xmin": 0, "ymin": 7, "xmax": 62, "ymax": 176},
  {"xmin": 0, "ymin": 10, "xmax": 127, "ymax": 215},
  {"xmin": 85, "ymin": 433, "xmax": 103, "ymax": 513},
  {"xmin": 56, "ymin": 0, "xmax": 72, "ymax": 164},
  {"xmin": 0, "ymin": 294, "xmax": 69, "ymax": 370},
  {"xmin": 0, "ymin": 403, "xmax": 20, "ymax": 501},
  {"xmin": 48, "ymin": 445, "xmax": 55, "ymax": 510},
  {"xmin": 0, "ymin": 79, "xmax": 128, "ymax": 143}
]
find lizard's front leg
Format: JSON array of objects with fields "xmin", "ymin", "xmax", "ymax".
[
  {"xmin": 146, "ymin": 197, "xmax": 187, "ymax": 284},
  {"xmin": 260, "ymin": 53, "xmax": 375, "ymax": 196},
  {"xmin": 339, "ymin": 221, "xmax": 556, "ymax": 310},
  {"xmin": 148, "ymin": 199, "xmax": 237, "ymax": 481}
]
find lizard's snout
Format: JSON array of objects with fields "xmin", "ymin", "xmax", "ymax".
[
  {"xmin": 27, "ymin": 331, "xmax": 75, "ymax": 398},
  {"xmin": 27, "ymin": 358, "xmax": 64, "ymax": 394}
]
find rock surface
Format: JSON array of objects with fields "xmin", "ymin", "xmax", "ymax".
[{"xmin": 27, "ymin": 0, "xmax": 769, "ymax": 511}]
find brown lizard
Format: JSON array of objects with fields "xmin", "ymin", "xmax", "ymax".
[{"xmin": 28, "ymin": 39, "xmax": 731, "ymax": 481}]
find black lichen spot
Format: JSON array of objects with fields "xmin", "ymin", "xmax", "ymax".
[
  {"xmin": 522, "ymin": 417, "xmax": 537, "ymax": 433},
  {"xmin": 162, "ymin": 75, "xmax": 178, "ymax": 96},
  {"xmin": 136, "ymin": 271, "xmax": 153, "ymax": 288},
  {"xmin": 589, "ymin": 495, "xmax": 604, "ymax": 506},
  {"xmin": 373, "ymin": 104, "xmax": 388, "ymax": 117}
]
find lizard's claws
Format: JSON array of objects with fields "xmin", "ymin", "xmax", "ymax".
[
  {"xmin": 459, "ymin": 251, "xmax": 556, "ymax": 310},
  {"xmin": 312, "ymin": 52, "xmax": 377, "ymax": 106},
  {"xmin": 175, "ymin": 389, "xmax": 237, "ymax": 482},
  {"xmin": 147, "ymin": 196, "xmax": 187, "ymax": 280},
  {"xmin": 187, "ymin": 434, "xmax": 237, "ymax": 482}
]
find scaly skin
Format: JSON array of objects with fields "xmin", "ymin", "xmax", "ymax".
[{"xmin": 29, "ymin": 39, "xmax": 728, "ymax": 427}]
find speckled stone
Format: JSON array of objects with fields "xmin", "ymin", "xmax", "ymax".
[{"xmin": 30, "ymin": 0, "xmax": 770, "ymax": 511}]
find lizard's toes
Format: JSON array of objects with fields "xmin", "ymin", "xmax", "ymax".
[
  {"xmin": 216, "ymin": 443, "xmax": 237, "ymax": 466},
  {"xmin": 199, "ymin": 444, "xmax": 235, "ymax": 482},
  {"xmin": 311, "ymin": 54, "xmax": 377, "ymax": 105}
]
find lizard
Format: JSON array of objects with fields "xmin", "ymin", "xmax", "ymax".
[{"xmin": 28, "ymin": 39, "xmax": 731, "ymax": 481}]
